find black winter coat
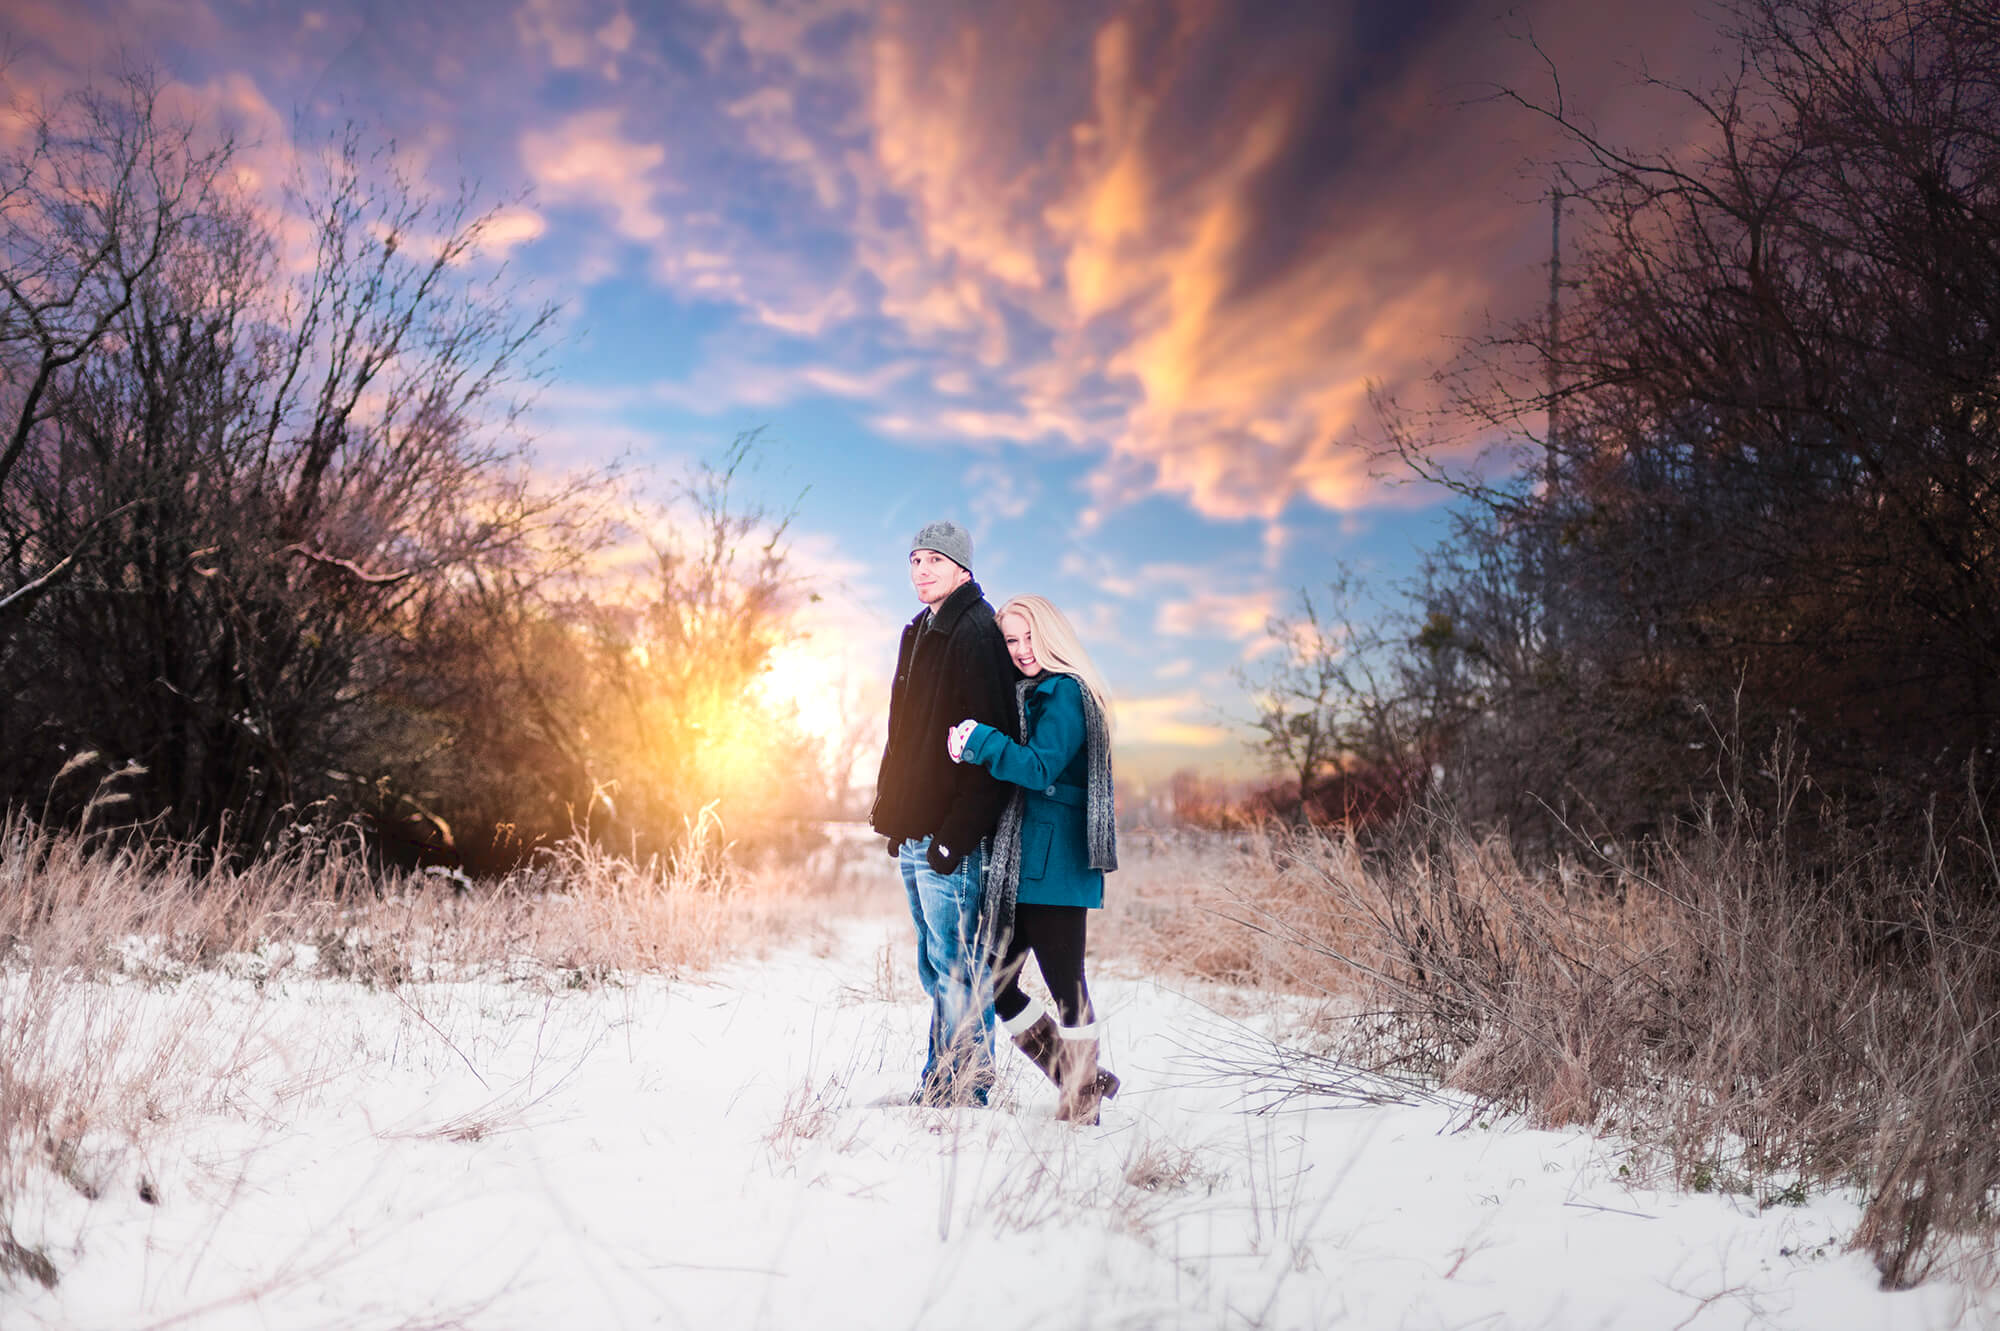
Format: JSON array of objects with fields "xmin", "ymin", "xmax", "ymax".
[{"xmin": 870, "ymin": 580, "xmax": 1019, "ymax": 858}]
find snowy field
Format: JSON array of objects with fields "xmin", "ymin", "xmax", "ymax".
[{"xmin": 6, "ymin": 910, "xmax": 1992, "ymax": 1330}]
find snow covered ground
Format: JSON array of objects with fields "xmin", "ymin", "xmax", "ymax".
[{"xmin": 6, "ymin": 910, "xmax": 1991, "ymax": 1330}]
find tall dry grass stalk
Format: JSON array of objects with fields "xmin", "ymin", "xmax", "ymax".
[
  {"xmin": 1100, "ymin": 740, "xmax": 1998, "ymax": 1289},
  {"xmin": 1158, "ymin": 750, "xmax": 2000, "ymax": 1290},
  {"xmin": 1095, "ymin": 826, "xmax": 1357, "ymax": 1005},
  {"xmin": 0, "ymin": 806, "xmax": 871, "ymax": 1288}
]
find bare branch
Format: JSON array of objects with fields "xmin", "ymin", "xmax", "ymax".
[{"xmin": 281, "ymin": 543, "xmax": 414, "ymax": 586}]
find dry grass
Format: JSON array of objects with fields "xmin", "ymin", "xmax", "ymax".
[
  {"xmin": 1095, "ymin": 826, "xmax": 1358, "ymax": 1004},
  {"xmin": 0, "ymin": 806, "xmax": 874, "ymax": 1290},
  {"xmin": 1099, "ymin": 739, "xmax": 2000, "ymax": 1292},
  {"xmin": 967, "ymin": 1126, "xmax": 1226, "ymax": 1243},
  {"xmin": 1113, "ymin": 761, "xmax": 2000, "ymax": 1291},
  {"xmin": 1121, "ymin": 1139, "xmax": 1219, "ymax": 1196},
  {"xmin": 764, "ymin": 1074, "xmax": 861, "ymax": 1169}
]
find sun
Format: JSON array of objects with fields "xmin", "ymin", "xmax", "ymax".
[{"xmin": 755, "ymin": 641, "xmax": 849, "ymax": 750}]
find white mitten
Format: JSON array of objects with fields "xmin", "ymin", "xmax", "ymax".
[{"xmin": 946, "ymin": 718, "xmax": 978, "ymax": 763}]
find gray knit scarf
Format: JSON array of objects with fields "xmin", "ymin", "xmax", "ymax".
[{"xmin": 979, "ymin": 674, "xmax": 1118, "ymax": 961}]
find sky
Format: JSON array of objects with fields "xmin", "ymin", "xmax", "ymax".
[{"xmin": 5, "ymin": 0, "xmax": 1725, "ymax": 791}]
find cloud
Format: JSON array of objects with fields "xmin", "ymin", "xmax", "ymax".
[
  {"xmin": 647, "ymin": 0, "xmax": 1721, "ymax": 518},
  {"xmin": 29, "ymin": 0, "xmax": 1722, "ymax": 529},
  {"xmin": 724, "ymin": 84, "xmax": 847, "ymax": 210},
  {"xmin": 833, "ymin": 1, "xmax": 1481, "ymax": 519},
  {"xmin": 475, "ymin": 205, "xmax": 548, "ymax": 258},
  {"xmin": 1114, "ymin": 691, "xmax": 1231, "ymax": 748},
  {"xmin": 1, "ymin": 0, "xmax": 222, "ymax": 77},
  {"xmin": 964, "ymin": 460, "xmax": 1038, "ymax": 523},
  {"xmin": 638, "ymin": 357, "xmax": 913, "ymax": 414},
  {"xmin": 1155, "ymin": 588, "xmax": 1279, "ymax": 645},
  {"xmin": 516, "ymin": 0, "xmax": 636, "ymax": 80},
  {"xmin": 1261, "ymin": 522, "xmax": 1290, "ymax": 569},
  {"xmin": 1055, "ymin": 548, "xmax": 1140, "ymax": 599},
  {"xmin": 870, "ymin": 405, "xmax": 1084, "ymax": 447},
  {"xmin": 520, "ymin": 110, "xmax": 668, "ymax": 242}
]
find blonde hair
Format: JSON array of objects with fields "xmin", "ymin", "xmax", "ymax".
[{"xmin": 997, "ymin": 595, "xmax": 1114, "ymax": 730}]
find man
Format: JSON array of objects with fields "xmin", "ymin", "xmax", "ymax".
[{"xmin": 871, "ymin": 520, "xmax": 1018, "ymax": 1105}]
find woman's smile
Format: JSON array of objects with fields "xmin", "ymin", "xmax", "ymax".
[{"xmin": 1000, "ymin": 611, "xmax": 1040, "ymax": 675}]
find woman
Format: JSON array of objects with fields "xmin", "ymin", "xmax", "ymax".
[{"xmin": 946, "ymin": 594, "xmax": 1120, "ymax": 1124}]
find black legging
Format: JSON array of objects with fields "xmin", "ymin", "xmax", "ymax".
[{"xmin": 993, "ymin": 903, "xmax": 1093, "ymax": 1027}]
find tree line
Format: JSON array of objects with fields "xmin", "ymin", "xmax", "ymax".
[
  {"xmin": 0, "ymin": 70, "xmax": 831, "ymax": 869},
  {"xmin": 1248, "ymin": 0, "xmax": 2000, "ymax": 859}
]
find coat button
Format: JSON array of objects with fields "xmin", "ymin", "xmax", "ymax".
[{"xmin": 1044, "ymin": 786, "xmax": 1055, "ymax": 795}]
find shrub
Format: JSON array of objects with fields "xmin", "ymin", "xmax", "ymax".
[{"xmin": 1256, "ymin": 749, "xmax": 2000, "ymax": 1288}]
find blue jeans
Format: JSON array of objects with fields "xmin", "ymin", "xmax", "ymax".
[{"xmin": 899, "ymin": 836, "xmax": 996, "ymax": 1104}]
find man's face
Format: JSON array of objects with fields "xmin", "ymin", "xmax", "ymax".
[{"xmin": 909, "ymin": 549, "xmax": 971, "ymax": 606}]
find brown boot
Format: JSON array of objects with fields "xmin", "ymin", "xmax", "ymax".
[
  {"xmin": 1001, "ymin": 997, "xmax": 1063, "ymax": 1086},
  {"xmin": 1054, "ymin": 1021, "xmax": 1117, "ymax": 1125}
]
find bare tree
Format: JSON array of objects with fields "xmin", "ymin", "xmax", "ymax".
[
  {"xmin": 0, "ymin": 72, "xmax": 579, "ymax": 847},
  {"xmin": 1241, "ymin": 574, "xmax": 1436, "ymax": 826},
  {"xmin": 0, "ymin": 69, "xmax": 236, "ymax": 624},
  {"xmin": 2, "ymin": 69, "xmax": 834, "ymax": 867},
  {"xmin": 1381, "ymin": 0, "xmax": 2000, "ymax": 840}
]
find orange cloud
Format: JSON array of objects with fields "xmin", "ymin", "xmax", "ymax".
[
  {"xmin": 1114, "ymin": 692, "xmax": 1232, "ymax": 748},
  {"xmin": 694, "ymin": 0, "xmax": 1473, "ymax": 517},
  {"xmin": 675, "ymin": 0, "xmax": 1717, "ymax": 520},
  {"xmin": 10, "ymin": 0, "xmax": 1721, "ymax": 530}
]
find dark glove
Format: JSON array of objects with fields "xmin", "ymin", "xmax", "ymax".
[
  {"xmin": 886, "ymin": 837, "xmax": 903, "ymax": 859},
  {"xmin": 925, "ymin": 839, "xmax": 964, "ymax": 877}
]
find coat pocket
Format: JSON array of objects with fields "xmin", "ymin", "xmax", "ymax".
[{"xmin": 1022, "ymin": 820, "xmax": 1053, "ymax": 881}]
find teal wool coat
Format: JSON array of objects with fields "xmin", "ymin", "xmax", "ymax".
[{"xmin": 963, "ymin": 673, "xmax": 1105, "ymax": 909}]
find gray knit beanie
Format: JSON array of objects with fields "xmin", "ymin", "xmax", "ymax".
[{"xmin": 910, "ymin": 520, "xmax": 973, "ymax": 573}]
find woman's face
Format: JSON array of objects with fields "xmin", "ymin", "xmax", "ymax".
[{"xmin": 1000, "ymin": 611, "xmax": 1041, "ymax": 676}]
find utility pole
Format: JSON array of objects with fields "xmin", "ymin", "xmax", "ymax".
[
  {"xmin": 1535, "ymin": 186, "xmax": 1566, "ymax": 652},
  {"xmin": 1545, "ymin": 187, "xmax": 1563, "ymax": 494}
]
